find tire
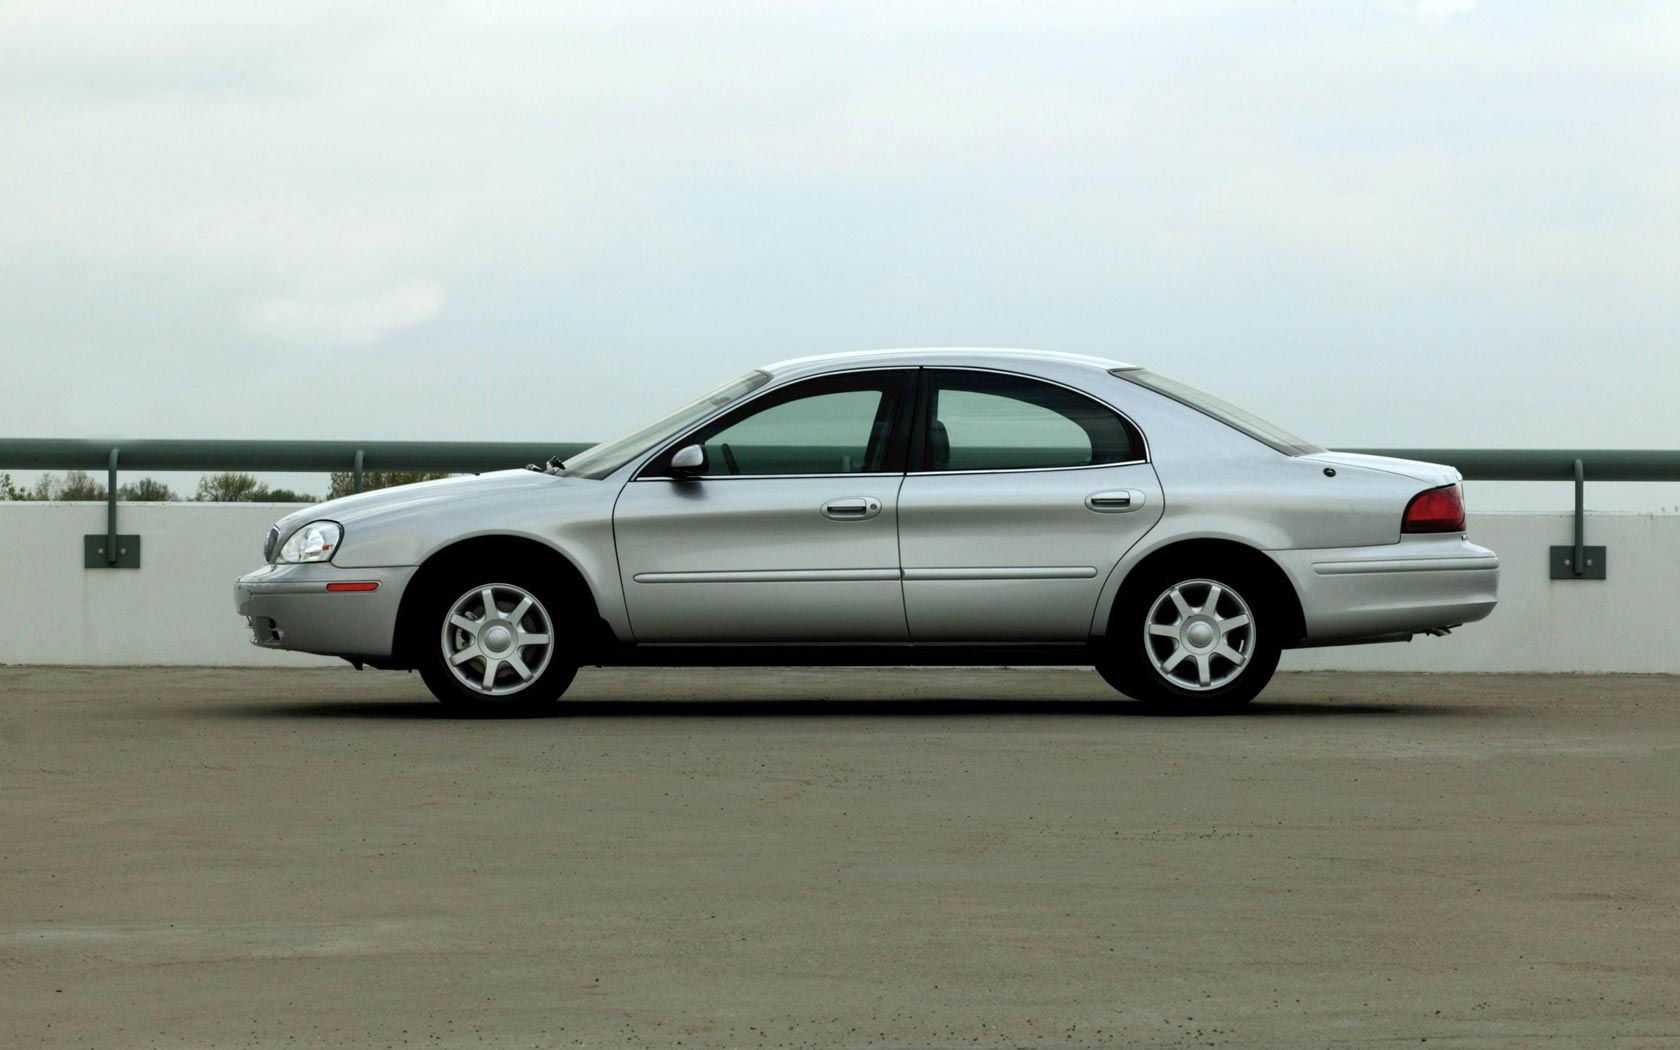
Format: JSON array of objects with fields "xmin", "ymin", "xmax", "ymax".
[
  {"xmin": 1096, "ymin": 556, "xmax": 1282, "ymax": 712},
  {"xmin": 413, "ymin": 566, "xmax": 579, "ymax": 715}
]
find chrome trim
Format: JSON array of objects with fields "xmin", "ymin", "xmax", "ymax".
[
  {"xmin": 1313, "ymin": 555, "xmax": 1501, "ymax": 576},
  {"xmin": 631, "ymin": 472, "xmax": 903, "ymax": 483},
  {"xmin": 1086, "ymin": 489, "xmax": 1146, "ymax": 512},
  {"xmin": 631, "ymin": 459, "xmax": 1148, "ymax": 481},
  {"xmin": 910, "ymin": 459, "xmax": 1149, "ymax": 478},
  {"xmin": 240, "ymin": 581, "xmax": 350, "ymax": 595},
  {"xmin": 902, "ymin": 566, "xmax": 1099, "ymax": 581},
  {"xmin": 633, "ymin": 568, "xmax": 901, "ymax": 584},
  {"xmin": 634, "ymin": 565, "xmax": 1102, "ymax": 584}
]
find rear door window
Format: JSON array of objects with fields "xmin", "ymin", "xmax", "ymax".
[{"xmin": 920, "ymin": 370, "xmax": 1141, "ymax": 471}]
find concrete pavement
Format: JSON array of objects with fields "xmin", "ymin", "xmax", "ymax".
[{"xmin": 4, "ymin": 667, "xmax": 1678, "ymax": 1048}]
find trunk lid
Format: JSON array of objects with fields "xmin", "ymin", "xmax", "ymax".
[{"xmin": 1304, "ymin": 451, "xmax": 1461, "ymax": 487}]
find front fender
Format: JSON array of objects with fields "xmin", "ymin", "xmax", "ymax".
[{"xmin": 329, "ymin": 475, "xmax": 632, "ymax": 642}]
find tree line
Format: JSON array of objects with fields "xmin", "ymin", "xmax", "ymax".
[{"xmin": 0, "ymin": 470, "xmax": 447, "ymax": 503}]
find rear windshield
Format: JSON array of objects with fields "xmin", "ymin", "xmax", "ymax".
[{"xmin": 1113, "ymin": 368, "xmax": 1324, "ymax": 456}]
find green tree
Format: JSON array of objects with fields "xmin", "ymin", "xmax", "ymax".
[
  {"xmin": 118, "ymin": 477, "xmax": 178, "ymax": 501},
  {"xmin": 264, "ymin": 488, "xmax": 318, "ymax": 503},
  {"xmin": 0, "ymin": 473, "xmax": 25, "ymax": 500},
  {"xmin": 326, "ymin": 471, "xmax": 450, "ymax": 500},
  {"xmin": 195, "ymin": 472, "xmax": 269, "ymax": 502},
  {"xmin": 29, "ymin": 470, "xmax": 106, "ymax": 501}
]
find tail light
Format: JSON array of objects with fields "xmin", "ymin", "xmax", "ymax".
[{"xmin": 1402, "ymin": 484, "xmax": 1466, "ymax": 534}]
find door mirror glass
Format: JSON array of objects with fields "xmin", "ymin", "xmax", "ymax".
[{"xmin": 670, "ymin": 444, "xmax": 706, "ymax": 474}]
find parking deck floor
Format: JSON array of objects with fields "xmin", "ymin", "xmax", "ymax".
[{"xmin": 4, "ymin": 667, "xmax": 1679, "ymax": 1048}]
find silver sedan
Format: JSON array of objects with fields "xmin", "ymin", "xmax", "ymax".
[{"xmin": 235, "ymin": 349, "xmax": 1499, "ymax": 712}]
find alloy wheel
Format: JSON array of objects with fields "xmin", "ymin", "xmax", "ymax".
[
  {"xmin": 1143, "ymin": 578, "xmax": 1255, "ymax": 691},
  {"xmin": 440, "ymin": 583, "xmax": 555, "ymax": 695}
]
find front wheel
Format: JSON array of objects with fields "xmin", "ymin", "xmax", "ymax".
[
  {"xmin": 1096, "ymin": 562, "xmax": 1281, "ymax": 712},
  {"xmin": 415, "ymin": 574, "xmax": 578, "ymax": 715}
]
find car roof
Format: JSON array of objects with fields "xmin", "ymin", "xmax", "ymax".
[{"xmin": 762, "ymin": 347, "xmax": 1139, "ymax": 379}]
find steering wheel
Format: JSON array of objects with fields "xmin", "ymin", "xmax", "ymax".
[{"xmin": 721, "ymin": 442, "xmax": 741, "ymax": 475}]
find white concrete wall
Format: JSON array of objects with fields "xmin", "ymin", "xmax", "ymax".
[
  {"xmin": 1, "ymin": 502, "xmax": 1676, "ymax": 671},
  {"xmin": 1, "ymin": 502, "xmax": 337, "ymax": 668},
  {"xmin": 1282, "ymin": 512, "xmax": 1680, "ymax": 674}
]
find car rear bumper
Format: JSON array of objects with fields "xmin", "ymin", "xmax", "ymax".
[
  {"xmin": 1268, "ymin": 535, "xmax": 1499, "ymax": 646},
  {"xmin": 234, "ymin": 563, "xmax": 416, "ymax": 658}
]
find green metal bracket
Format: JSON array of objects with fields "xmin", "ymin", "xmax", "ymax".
[
  {"xmin": 1549, "ymin": 458, "xmax": 1605, "ymax": 580},
  {"xmin": 1549, "ymin": 544, "xmax": 1605, "ymax": 580},
  {"xmin": 83, "ymin": 446, "xmax": 141, "ymax": 569},
  {"xmin": 83, "ymin": 534, "xmax": 141, "ymax": 568}
]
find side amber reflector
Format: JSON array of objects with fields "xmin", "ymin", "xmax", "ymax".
[{"xmin": 325, "ymin": 581, "xmax": 380, "ymax": 593}]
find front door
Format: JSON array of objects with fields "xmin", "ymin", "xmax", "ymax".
[
  {"xmin": 897, "ymin": 368, "xmax": 1164, "ymax": 641},
  {"xmin": 613, "ymin": 369, "xmax": 915, "ymax": 642}
]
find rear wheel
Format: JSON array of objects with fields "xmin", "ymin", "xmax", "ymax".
[
  {"xmin": 1097, "ymin": 560, "xmax": 1281, "ymax": 712},
  {"xmin": 414, "ymin": 572, "xmax": 578, "ymax": 715}
]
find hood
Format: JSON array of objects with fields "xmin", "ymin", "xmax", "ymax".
[
  {"xmin": 271, "ymin": 469, "xmax": 561, "ymax": 538},
  {"xmin": 1302, "ymin": 452, "xmax": 1461, "ymax": 488}
]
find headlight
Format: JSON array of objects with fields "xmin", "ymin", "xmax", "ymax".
[{"xmin": 277, "ymin": 520, "xmax": 342, "ymax": 563}]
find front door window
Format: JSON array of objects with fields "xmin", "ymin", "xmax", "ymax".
[{"xmin": 644, "ymin": 371, "xmax": 911, "ymax": 477}]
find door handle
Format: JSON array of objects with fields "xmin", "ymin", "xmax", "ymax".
[
  {"xmin": 1086, "ymin": 490, "xmax": 1144, "ymax": 513},
  {"xmin": 821, "ymin": 497, "xmax": 882, "ymax": 521}
]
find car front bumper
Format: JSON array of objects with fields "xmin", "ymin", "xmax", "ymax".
[
  {"xmin": 234, "ymin": 563, "xmax": 417, "ymax": 658},
  {"xmin": 1268, "ymin": 535, "xmax": 1500, "ymax": 646}
]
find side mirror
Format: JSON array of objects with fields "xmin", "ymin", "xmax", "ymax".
[{"xmin": 669, "ymin": 444, "xmax": 706, "ymax": 476}]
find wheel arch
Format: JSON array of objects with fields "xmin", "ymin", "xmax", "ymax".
[
  {"xmin": 393, "ymin": 534, "xmax": 614, "ymax": 666},
  {"xmin": 1102, "ymin": 537, "xmax": 1306, "ymax": 647}
]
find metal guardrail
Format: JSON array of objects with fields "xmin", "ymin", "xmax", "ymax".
[
  {"xmin": 0, "ymin": 440, "xmax": 592, "ymax": 569},
  {"xmin": 2, "ymin": 439, "xmax": 1676, "ymax": 576},
  {"xmin": 1341, "ymin": 449, "xmax": 1680, "ymax": 482},
  {"xmin": 0, "ymin": 439, "xmax": 592, "ymax": 477},
  {"xmin": 1341, "ymin": 449, "xmax": 1680, "ymax": 580}
]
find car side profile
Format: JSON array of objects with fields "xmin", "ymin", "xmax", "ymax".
[{"xmin": 235, "ymin": 349, "xmax": 1499, "ymax": 713}]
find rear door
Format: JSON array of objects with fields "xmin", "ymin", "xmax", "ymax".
[
  {"xmin": 897, "ymin": 368, "xmax": 1163, "ymax": 641},
  {"xmin": 613, "ymin": 369, "xmax": 915, "ymax": 642}
]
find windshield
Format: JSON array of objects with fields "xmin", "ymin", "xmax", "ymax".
[
  {"xmin": 1114, "ymin": 368, "xmax": 1324, "ymax": 456},
  {"xmin": 560, "ymin": 370, "xmax": 772, "ymax": 479}
]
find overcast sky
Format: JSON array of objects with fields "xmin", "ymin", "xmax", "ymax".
[{"xmin": 3, "ymin": 1, "xmax": 1677, "ymax": 497}]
